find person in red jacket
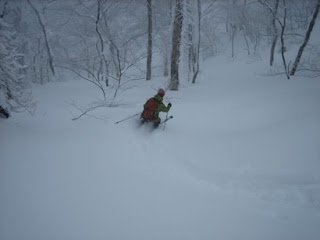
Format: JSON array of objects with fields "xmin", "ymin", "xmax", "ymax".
[{"xmin": 140, "ymin": 88, "xmax": 172, "ymax": 127}]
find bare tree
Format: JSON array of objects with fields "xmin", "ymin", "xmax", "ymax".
[
  {"xmin": 290, "ymin": 0, "xmax": 320, "ymax": 76},
  {"xmin": 226, "ymin": 0, "xmax": 238, "ymax": 58},
  {"xmin": 153, "ymin": 0, "xmax": 174, "ymax": 77},
  {"xmin": 169, "ymin": 0, "xmax": 183, "ymax": 91},
  {"xmin": 95, "ymin": 0, "xmax": 110, "ymax": 85},
  {"xmin": 192, "ymin": 0, "xmax": 201, "ymax": 84},
  {"xmin": 27, "ymin": 0, "xmax": 55, "ymax": 77},
  {"xmin": 200, "ymin": 2, "xmax": 220, "ymax": 59},
  {"xmin": 186, "ymin": 0, "xmax": 194, "ymax": 82},
  {"xmin": 186, "ymin": 0, "xmax": 201, "ymax": 84},
  {"xmin": 270, "ymin": 0, "xmax": 280, "ymax": 66},
  {"xmin": 146, "ymin": 0, "xmax": 153, "ymax": 80},
  {"xmin": 63, "ymin": 1, "xmax": 148, "ymax": 120},
  {"xmin": 259, "ymin": 0, "xmax": 290, "ymax": 79},
  {"xmin": 277, "ymin": 0, "xmax": 289, "ymax": 79}
]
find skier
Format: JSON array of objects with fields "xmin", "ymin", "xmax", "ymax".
[{"xmin": 140, "ymin": 88, "xmax": 172, "ymax": 128}]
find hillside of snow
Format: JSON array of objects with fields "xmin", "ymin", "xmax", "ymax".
[{"xmin": 1, "ymin": 55, "xmax": 320, "ymax": 240}]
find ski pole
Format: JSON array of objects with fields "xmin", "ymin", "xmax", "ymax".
[
  {"xmin": 163, "ymin": 111, "xmax": 169, "ymax": 131},
  {"xmin": 115, "ymin": 113, "xmax": 140, "ymax": 124}
]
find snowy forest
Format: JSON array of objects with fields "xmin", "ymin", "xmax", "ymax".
[
  {"xmin": 1, "ymin": 0, "xmax": 319, "ymax": 115},
  {"xmin": 1, "ymin": 0, "xmax": 320, "ymax": 239}
]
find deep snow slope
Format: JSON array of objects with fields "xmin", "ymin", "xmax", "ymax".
[{"xmin": 1, "ymin": 56, "xmax": 320, "ymax": 240}]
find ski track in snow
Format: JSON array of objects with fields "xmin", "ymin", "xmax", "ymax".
[{"xmin": 121, "ymin": 109, "xmax": 320, "ymax": 211}]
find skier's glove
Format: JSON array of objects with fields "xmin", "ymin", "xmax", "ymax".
[{"xmin": 168, "ymin": 103, "xmax": 172, "ymax": 108}]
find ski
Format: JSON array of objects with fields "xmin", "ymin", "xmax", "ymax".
[
  {"xmin": 160, "ymin": 115, "xmax": 173, "ymax": 125},
  {"xmin": 139, "ymin": 115, "xmax": 173, "ymax": 131}
]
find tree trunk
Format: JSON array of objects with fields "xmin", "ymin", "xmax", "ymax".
[
  {"xmin": 169, "ymin": 0, "xmax": 183, "ymax": 91},
  {"xmin": 270, "ymin": 0, "xmax": 280, "ymax": 66},
  {"xmin": 280, "ymin": 0, "xmax": 289, "ymax": 79},
  {"xmin": 290, "ymin": 0, "xmax": 320, "ymax": 76},
  {"xmin": 95, "ymin": 0, "xmax": 109, "ymax": 83},
  {"xmin": 231, "ymin": 24, "xmax": 237, "ymax": 58},
  {"xmin": 27, "ymin": 0, "xmax": 55, "ymax": 76},
  {"xmin": 192, "ymin": 0, "xmax": 201, "ymax": 84},
  {"xmin": 187, "ymin": 0, "xmax": 193, "ymax": 82},
  {"xmin": 258, "ymin": 0, "xmax": 289, "ymax": 78},
  {"xmin": 187, "ymin": 23, "xmax": 193, "ymax": 82},
  {"xmin": 146, "ymin": 0, "xmax": 153, "ymax": 80}
]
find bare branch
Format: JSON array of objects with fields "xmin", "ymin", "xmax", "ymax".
[
  {"xmin": 258, "ymin": 0, "xmax": 283, "ymax": 28},
  {"xmin": 70, "ymin": 101, "xmax": 108, "ymax": 121},
  {"xmin": 56, "ymin": 65, "xmax": 107, "ymax": 101}
]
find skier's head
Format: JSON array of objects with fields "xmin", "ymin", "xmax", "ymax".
[{"xmin": 158, "ymin": 88, "xmax": 165, "ymax": 97}]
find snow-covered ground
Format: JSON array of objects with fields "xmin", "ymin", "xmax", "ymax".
[{"xmin": 1, "ymin": 56, "xmax": 320, "ymax": 240}]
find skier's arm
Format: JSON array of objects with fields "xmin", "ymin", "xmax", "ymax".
[{"xmin": 158, "ymin": 103, "xmax": 171, "ymax": 113}]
